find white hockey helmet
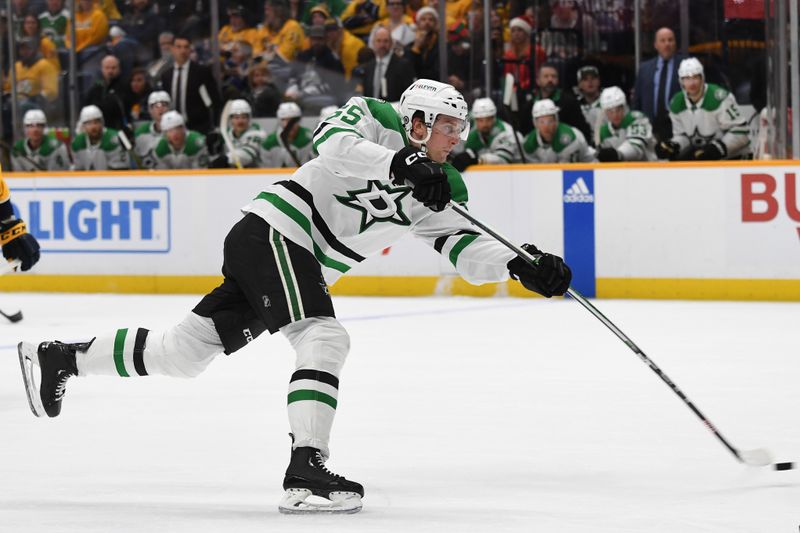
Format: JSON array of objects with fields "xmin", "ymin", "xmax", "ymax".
[
  {"xmin": 148, "ymin": 90, "xmax": 171, "ymax": 107},
  {"xmin": 471, "ymin": 97, "xmax": 497, "ymax": 119},
  {"xmin": 532, "ymin": 98, "xmax": 560, "ymax": 119},
  {"xmin": 599, "ymin": 86, "xmax": 627, "ymax": 110},
  {"xmin": 277, "ymin": 101, "xmax": 302, "ymax": 119},
  {"xmin": 79, "ymin": 105, "xmax": 104, "ymax": 124},
  {"xmin": 319, "ymin": 105, "xmax": 339, "ymax": 123},
  {"xmin": 160, "ymin": 110, "xmax": 185, "ymax": 131},
  {"xmin": 23, "ymin": 109, "xmax": 47, "ymax": 126},
  {"xmin": 398, "ymin": 79, "xmax": 470, "ymax": 143},
  {"xmin": 230, "ymin": 99, "xmax": 252, "ymax": 116},
  {"xmin": 678, "ymin": 57, "xmax": 704, "ymax": 79}
]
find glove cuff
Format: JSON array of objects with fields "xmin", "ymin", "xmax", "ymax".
[{"xmin": 0, "ymin": 220, "xmax": 26, "ymax": 246}]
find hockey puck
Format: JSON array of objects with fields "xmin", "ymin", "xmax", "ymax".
[{"xmin": 773, "ymin": 462, "xmax": 794, "ymax": 471}]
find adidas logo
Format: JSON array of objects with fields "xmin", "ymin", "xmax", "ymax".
[{"xmin": 563, "ymin": 177, "xmax": 594, "ymax": 203}]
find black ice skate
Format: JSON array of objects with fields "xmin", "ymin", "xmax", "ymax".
[
  {"xmin": 279, "ymin": 445, "xmax": 364, "ymax": 514},
  {"xmin": 17, "ymin": 340, "xmax": 90, "ymax": 418}
]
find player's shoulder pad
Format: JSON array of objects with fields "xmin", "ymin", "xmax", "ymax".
[
  {"xmin": 362, "ymin": 97, "xmax": 407, "ymax": 141},
  {"xmin": 701, "ymin": 83, "xmax": 729, "ymax": 112},
  {"xmin": 154, "ymin": 137, "xmax": 170, "ymax": 157},
  {"xmin": 262, "ymin": 132, "xmax": 280, "ymax": 150},
  {"xmin": 71, "ymin": 132, "xmax": 87, "ymax": 151},
  {"xmin": 184, "ymin": 131, "xmax": 206, "ymax": 155},
  {"xmin": 293, "ymin": 127, "xmax": 313, "ymax": 148},
  {"xmin": 101, "ymin": 128, "xmax": 121, "ymax": 150},
  {"xmin": 11, "ymin": 139, "xmax": 25, "ymax": 155},
  {"xmin": 552, "ymin": 122, "xmax": 577, "ymax": 151},
  {"xmin": 598, "ymin": 122, "xmax": 612, "ymax": 142},
  {"xmin": 134, "ymin": 122, "xmax": 152, "ymax": 137},
  {"xmin": 669, "ymin": 91, "xmax": 688, "ymax": 114},
  {"xmin": 523, "ymin": 131, "xmax": 539, "ymax": 153}
]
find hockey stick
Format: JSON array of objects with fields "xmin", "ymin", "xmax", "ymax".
[
  {"xmin": 447, "ymin": 201, "xmax": 777, "ymax": 468},
  {"xmin": 219, "ymin": 100, "xmax": 243, "ymax": 169},
  {"xmin": 0, "ymin": 260, "xmax": 23, "ymax": 322}
]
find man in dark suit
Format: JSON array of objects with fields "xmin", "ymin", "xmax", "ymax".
[
  {"xmin": 633, "ymin": 27, "xmax": 685, "ymax": 141},
  {"xmin": 361, "ymin": 26, "xmax": 415, "ymax": 102},
  {"xmin": 160, "ymin": 35, "xmax": 223, "ymax": 135}
]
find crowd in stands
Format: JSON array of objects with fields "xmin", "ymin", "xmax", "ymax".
[{"xmin": 2, "ymin": 0, "xmax": 765, "ymax": 171}]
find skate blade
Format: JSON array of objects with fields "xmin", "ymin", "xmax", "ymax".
[
  {"xmin": 278, "ymin": 489, "xmax": 362, "ymax": 515},
  {"xmin": 17, "ymin": 342, "xmax": 45, "ymax": 417}
]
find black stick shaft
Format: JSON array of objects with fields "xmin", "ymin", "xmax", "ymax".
[{"xmin": 448, "ymin": 202, "xmax": 746, "ymax": 463}]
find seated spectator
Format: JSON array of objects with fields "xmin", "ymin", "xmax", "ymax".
[
  {"xmin": 285, "ymin": 24, "xmax": 345, "ymax": 112},
  {"xmin": 151, "ymin": 110, "xmax": 208, "ymax": 169},
  {"xmin": 297, "ymin": 0, "xmax": 347, "ymax": 26},
  {"xmin": 98, "ymin": 0, "xmax": 121, "ymax": 23},
  {"xmin": 372, "ymin": 0, "xmax": 415, "ymax": 53},
  {"xmin": 340, "ymin": 0, "xmax": 386, "ymax": 40},
  {"xmin": 72, "ymin": 104, "xmax": 131, "ymax": 170},
  {"xmin": 134, "ymin": 90, "xmax": 170, "ymax": 167},
  {"xmin": 574, "ymin": 65, "xmax": 602, "ymax": 142},
  {"xmin": 244, "ymin": 62, "xmax": 281, "ymax": 117},
  {"xmin": 450, "ymin": 97, "xmax": 523, "ymax": 171},
  {"xmin": 446, "ymin": 21, "xmax": 471, "ymax": 92},
  {"xmin": 503, "ymin": 15, "xmax": 546, "ymax": 132},
  {"xmin": 260, "ymin": 101, "xmax": 314, "ymax": 167},
  {"xmin": 21, "ymin": 14, "xmax": 60, "ymax": 70},
  {"xmin": 125, "ymin": 67, "xmax": 152, "ymax": 121},
  {"xmin": 655, "ymin": 58, "xmax": 750, "ymax": 161},
  {"xmin": 12, "ymin": 109, "xmax": 70, "ymax": 171},
  {"xmin": 38, "ymin": 0, "xmax": 70, "ymax": 49},
  {"xmin": 522, "ymin": 98, "xmax": 595, "ymax": 163},
  {"xmin": 107, "ymin": 26, "xmax": 140, "ymax": 77},
  {"xmin": 146, "ymin": 31, "xmax": 174, "ymax": 81},
  {"xmin": 5, "ymin": 38, "xmax": 59, "ymax": 111},
  {"xmin": 73, "ymin": 0, "xmax": 109, "ymax": 53},
  {"xmin": 219, "ymin": 4, "xmax": 260, "ymax": 55},
  {"xmin": 404, "ymin": 5, "xmax": 438, "ymax": 80},
  {"xmin": 529, "ymin": 62, "xmax": 591, "ymax": 140},
  {"xmin": 360, "ymin": 26, "xmax": 413, "ymax": 101},
  {"xmin": 83, "ymin": 54, "xmax": 131, "ymax": 132},
  {"xmin": 119, "ymin": 0, "xmax": 165, "ymax": 64},
  {"xmin": 221, "ymin": 40, "xmax": 254, "ymax": 100},
  {"xmin": 596, "ymin": 86, "xmax": 656, "ymax": 162},
  {"xmin": 256, "ymin": 0, "xmax": 305, "ymax": 62},
  {"xmin": 325, "ymin": 17, "xmax": 364, "ymax": 81}
]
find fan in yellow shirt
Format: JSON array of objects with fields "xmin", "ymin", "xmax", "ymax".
[
  {"xmin": 256, "ymin": 0, "xmax": 306, "ymax": 61},
  {"xmin": 3, "ymin": 38, "xmax": 59, "ymax": 103},
  {"xmin": 71, "ymin": 0, "xmax": 109, "ymax": 52},
  {"xmin": 219, "ymin": 4, "xmax": 261, "ymax": 53},
  {"xmin": 324, "ymin": 18, "xmax": 364, "ymax": 80}
]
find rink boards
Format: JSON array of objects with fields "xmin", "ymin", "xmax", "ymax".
[{"xmin": 2, "ymin": 161, "xmax": 799, "ymax": 300}]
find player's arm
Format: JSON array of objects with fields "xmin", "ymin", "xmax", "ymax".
[
  {"xmin": 714, "ymin": 95, "xmax": 750, "ymax": 158},
  {"xmin": 0, "ymin": 177, "xmax": 40, "ymax": 271},
  {"xmin": 617, "ymin": 115, "xmax": 654, "ymax": 161}
]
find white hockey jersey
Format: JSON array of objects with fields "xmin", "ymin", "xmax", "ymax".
[
  {"xmin": 134, "ymin": 121, "xmax": 161, "ymax": 169},
  {"xmin": 456, "ymin": 118, "xmax": 523, "ymax": 164},
  {"xmin": 227, "ymin": 124, "xmax": 268, "ymax": 168},
  {"xmin": 72, "ymin": 128, "xmax": 130, "ymax": 171},
  {"xmin": 668, "ymin": 83, "xmax": 750, "ymax": 158},
  {"xmin": 598, "ymin": 110, "xmax": 656, "ymax": 161},
  {"xmin": 11, "ymin": 135, "xmax": 70, "ymax": 171},
  {"xmin": 241, "ymin": 96, "xmax": 516, "ymax": 286},
  {"xmin": 522, "ymin": 123, "xmax": 596, "ymax": 163}
]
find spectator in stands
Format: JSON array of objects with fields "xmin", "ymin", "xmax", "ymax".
[
  {"xmin": 405, "ymin": 5, "xmax": 438, "ymax": 80},
  {"xmin": 151, "ymin": 110, "xmax": 208, "ymax": 169},
  {"xmin": 360, "ymin": 26, "xmax": 413, "ymax": 101},
  {"xmin": 125, "ymin": 66, "xmax": 152, "ymax": 121},
  {"xmin": 308, "ymin": 4, "xmax": 331, "ymax": 27},
  {"xmin": 446, "ymin": 20, "xmax": 471, "ymax": 92},
  {"xmin": 147, "ymin": 31, "xmax": 174, "ymax": 81},
  {"xmin": 6, "ymin": 38, "xmax": 59, "ymax": 112},
  {"xmin": 160, "ymin": 34, "xmax": 223, "ymax": 134},
  {"xmin": 107, "ymin": 26, "xmax": 140, "ymax": 77},
  {"xmin": 450, "ymin": 97, "xmax": 523, "ymax": 171},
  {"xmin": 633, "ymin": 27, "xmax": 685, "ymax": 142},
  {"xmin": 522, "ymin": 98, "xmax": 595, "ymax": 163},
  {"xmin": 21, "ymin": 14, "xmax": 60, "ymax": 70},
  {"xmin": 655, "ymin": 57, "xmax": 749, "ymax": 161},
  {"xmin": 244, "ymin": 62, "xmax": 281, "ymax": 117},
  {"xmin": 257, "ymin": 0, "xmax": 305, "ymax": 62},
  {"xmin": 74, "ymin": 0, "xmax": 109, "ymax": 53},
  {"xmin": 219, "ymin": 4, "xmax": 260, "ymax": 54},
  {"xmin": 119, "ymin": 0, "xmax": 165, "ymax": 64},
  {"xmin": 260, "ymin": 101, "xmax": 314, "ymax": 167},
  {"xmin": 72, "ymin": 104, "xmax": 131, "ymax": 170},
  {"xmin": 574, "ymin": 65, "xmax": 602, "ymax": 143},
  {"xmin": 596, "ymin": 86, "xmax": 656, "ymax": 162},
  {"xmin": 98, "ymin": 0, "xmax": 121, "ymax": 23},
  {"xmin": 504, "ymin": 15, "xmax": 546, "ymax": 133},
  {"xmin": 10, "ymin": 0, "xmax": 29, "ymax": 35},
  {"xmin": 373, "ymin": 0, "xmax": 415, "ymax": 53},
  {"xmin": 530, "ymin": 62, "xmax": 591, "ymax": 140},
  {"xmin": 39, "ymin": 0, "xmax": 70, "ymax": 49},
  {"xmin": 134, "ymin": 90, "xmax": 170, "ymax": 167},
  {"xmin": 84, "ymin": 54, "xmax": 130, "ymax": 132},
  {"xmin": 11, "ymin": 109, "xmax": 70, "ymax": 171},
  {"xmin": 285, "ymin": 24, "xmax": 345, "ymax": 112},
  {"xmin": 325, "ymin": 17, "xmax": 365, "ymax": 81},
  {"xmin": 341, "ymin": 0, "xmax": 385, "ymax": 40},
  {"xmin": 221, "ymin": 40, "xmax": 254, "ymax": 100}
]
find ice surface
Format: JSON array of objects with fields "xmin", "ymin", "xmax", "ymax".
[{"xmin": 1, "ymin": 293, "xmax": 798, "ymax": 532}]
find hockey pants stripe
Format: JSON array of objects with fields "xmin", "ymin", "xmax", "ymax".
[{"xmin": 270, "ymin": 227, "xmax": 305, "ymax": 323}]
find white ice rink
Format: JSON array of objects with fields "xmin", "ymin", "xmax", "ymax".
[{"xmin": 0, "ymin": 293, "xmax": 798, "ymax": 532}]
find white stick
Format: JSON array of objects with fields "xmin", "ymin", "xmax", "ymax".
[
  {"xmin": 219, "ymin": 100, "xmax": 243, "ymax": 169},
  {"xmin": 0, "ymin": 259, "xmax": 22, "ymax": 275}
]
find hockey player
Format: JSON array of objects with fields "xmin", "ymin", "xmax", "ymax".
[
  {"xmin": 72, "ymin": 105, "xmax": 131, "ymax": 171},
  {"xmin": 0, "ymin": 176, "xmax": 40, "ymax": 271},
  {"xmin": 11, "ymin": 109, "xmax": 70, "ymax": 171},
  {"xmin": 221, "ymin": 99, "xmax": 268, "ymax": 168},
  {"xmin": 17, "ymin": 79, "xmax": 571, "ymax": 515},
  {"xmin": 574, "ymin": 65, "xmax": 603, "ymax": 142},
  {"xmin": 450, "ymin": 98, "xmax": 522, "ymax": 171},
  {"xmin": 151, "ymin": 111, "xmax": 209, "ymax": 169},
  {"xmin": 596, "ymin": 87, "xmax": 656, "ymax": 162},
  {"xmin": 655, "ymin": 58, "xmax": 750, "ymax": 161},
  {"xmin": 134, "ymin": 91, "xmax": 172, "ymax": 169},
  {"xmin": 523, "ymin": 99, "xmax": 596, "ymax": 163},
  {"xmin": 261, "ymin": 102, "xmax": 314, "ymax": 167}
]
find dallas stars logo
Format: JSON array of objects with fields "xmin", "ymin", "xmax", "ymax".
[{"xmin": 335, "ymin": 180, "xmax": 411, "ymax": 233}]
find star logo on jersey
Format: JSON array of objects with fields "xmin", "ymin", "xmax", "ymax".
[{"xmin": 335, "ymin": 180, "xmax": 411, "ymax": 233}]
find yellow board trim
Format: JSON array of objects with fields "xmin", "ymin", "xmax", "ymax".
[{"xmin": 2, "ymin": 275, "xmax": 799, "ymax": 301}]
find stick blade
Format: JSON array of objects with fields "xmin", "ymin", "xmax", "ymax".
[{"xmin": 740, "ymin": 448, "xmax": 773, "ymax": 467}]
